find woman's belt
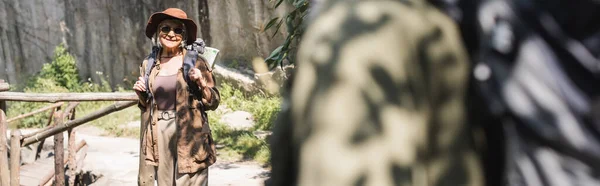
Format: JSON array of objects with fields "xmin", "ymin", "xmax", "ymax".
[{"xmin": 157, "ymin": 110, "xmax": 176, "ymax": 120}]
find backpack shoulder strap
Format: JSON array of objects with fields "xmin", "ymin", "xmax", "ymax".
[
  {"xmin": 183, "ymin": 38, "xmax": 206, "ymax": 99},
  {"xmin": 144, "ymin": 46, "xmax": 160, "ymax": 99}
]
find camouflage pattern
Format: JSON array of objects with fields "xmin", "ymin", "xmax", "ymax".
[{"xmin": 267, "ymin": 0, "xmax": 483, "ymax": 185}]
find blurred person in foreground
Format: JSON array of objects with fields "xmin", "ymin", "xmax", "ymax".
[
  {"xmin": 267, "ymin": 0, "xmax": 600, "ymax": 185},
  {"xmin": 134, "ymin": 8, "xmax": 220, "ymax": 186}
]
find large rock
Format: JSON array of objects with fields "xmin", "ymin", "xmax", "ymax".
[
  {"xmin": 220, "ymin": 111, "xmax": 254, "ymax": 130},
  {"xmin": 252, "ymin": 130, "xmax": 272, "ymax": 140},
  {"xmin": 213, "ymin": 64, "xmax": 294, "ymax": 96},
  {"xmin": 213, "ymin": 65, "xmax": 260, "ymax": 95},
  {"xmin": 0, "ymin": 0, "xmax": 291, "ymax": 88}
]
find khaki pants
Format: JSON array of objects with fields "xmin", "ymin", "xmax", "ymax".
[{"xmin": 139, "ymin": 111, "xmax": 208, "ymax": 186}]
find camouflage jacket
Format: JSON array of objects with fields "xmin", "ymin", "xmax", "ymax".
[
  {"xmin": 137, "ymin": 50, "xmax": 219, "ymax": 174},
  {"xmin": 268, "ymin": 0, "xmax": 483, "ymax": 185}
]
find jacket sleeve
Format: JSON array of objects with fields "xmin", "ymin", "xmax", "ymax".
[
  {"xmin": 137, "ymin": 59, "xmax": 149, "ymax": 110},
  {"xmin": 195, "ymin": 58, "xmax": 220, "ymax": 111}
]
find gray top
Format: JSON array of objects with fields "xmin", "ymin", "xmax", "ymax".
[{"xmin": 153, "ymin": 74, "xmax": 177, "ymax": 110}]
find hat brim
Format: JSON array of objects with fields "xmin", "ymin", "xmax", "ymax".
[{"xmin": 145, "ymin": 12, "xmax": 197, "ymax": 45}]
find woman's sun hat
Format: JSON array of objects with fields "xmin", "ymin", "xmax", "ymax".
[{"xmin": 145, "ymin": 8, "xmax": 197, "ymax": 45}]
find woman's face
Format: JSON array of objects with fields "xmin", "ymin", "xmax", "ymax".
[{"xmin": 158, "ymin": 20, "xmax": 185, "ymax": 49}]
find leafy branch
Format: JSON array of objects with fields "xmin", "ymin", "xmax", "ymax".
[{"xmin": 263, "ymin": 0, "xmax": 310, "ymax": 69}]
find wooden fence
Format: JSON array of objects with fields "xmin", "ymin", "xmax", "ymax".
[{"xmin": 0, "ymin": 80, "xmax": 138, "ymax": 186}]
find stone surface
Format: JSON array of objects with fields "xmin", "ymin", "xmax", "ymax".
[
  {"xmin": 214, "ymin": 64, "xmax": 261, "ymax": 95},
  {"xmin": 0, "ymin": 0, "xmax": 290, "ymax": 88},
  {"xmin": 119, "ymin": 121, "xmax": 139, "ymax": 129},
  {"xmin": 213, "ymin": 64, "xmax": 293, "ymax": 96},
  {"xmin": 253, "ymin": 130, "xmax": 272, "ymax": 140},
  {"xmin": 220, "ymin": 111, "xmax": 255, "ymax": 130},
  {"xmin": 10, "ymin": 127, "xmax": 269, "ymax": 186}
]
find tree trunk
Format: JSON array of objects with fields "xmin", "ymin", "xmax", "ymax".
[{"xmin": 198, "ymin": 0, "xmax": 212, "ymax": 46}]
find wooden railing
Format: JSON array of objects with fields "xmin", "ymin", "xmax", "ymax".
[{"xmin": 0, "ymin": 80, "xmax": 138, "ymax": 186}]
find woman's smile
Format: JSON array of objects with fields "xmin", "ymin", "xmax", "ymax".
[
  {"xmin": 160, "ymin": 35, "xmax": 181, "ymax": 47},
  {"xmin": 162, "ymin": 36, "xmax": 178, "ymax": 42},
  {"xmin": 158, "ymin": 20, "xmax": 185, "ymax": 49}
]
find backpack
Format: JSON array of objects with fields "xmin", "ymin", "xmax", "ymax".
[{"xmin": 143, "ymin": 38, "xmax": 206, "ymax": 101}]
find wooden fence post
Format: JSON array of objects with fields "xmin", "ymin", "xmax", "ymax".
[
  {"xmin": 9, "ymin": 130, "xmax": 21, "ymax": 186},
  {"xmin": 21, "ymin": 101, "xmax": 136, "ymax": 146},
  {"xmin": 0, "ymin": 80, "xmax": 8, "ymax": 113},
  {"xmin": 0, "ymin": 102, "xmax": 4, "ymax": 114},
  {"xmin": 0, "ymin": 110, "xmax": 10, "ymax": 186},
  {"xmin": 53, "ymin": 110, "xmax": 65, "ymax": 186},
  {"xmin": 67, "ymin": 108, "xmax": 76, "ymax": 186},
  {"xmin": 6, "ymin": 102, "xmax": 63, "ymax": 124},
  {"xmin": 0, "ymin": 79, "xmax": 7, "ymax": 91},
  {"xmin": 0, "ymin": 79, "xmax": 7, "ymax": 186},
  {"xmin": 0, "ymin": 92, "xmax": 137, "ymax": 102},
  {"xmin": 35, "ymin": 108, "xmax": 56, "ymax": 161},
  {"xmin": 67, "ymin": 129, "xmax": 75, "ymax": 186},
  {"xmin": 40, "ymin": 140, "xmax": 86, "ymax": 186}
]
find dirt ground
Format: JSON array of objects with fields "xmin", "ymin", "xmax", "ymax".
[{"xmin": 11, "ymin": 126, "xmax": 270, "ymax": 186}]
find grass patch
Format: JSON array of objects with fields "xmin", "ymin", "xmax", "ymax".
[
  {"xmin": 208, "ymin": 82, "xmax": 281, "ymax": 165},
  {"xmin": 75, "ymin": 100, "xmax": 141, "ymax": 138}
]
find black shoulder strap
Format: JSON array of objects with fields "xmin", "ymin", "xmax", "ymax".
[
  {"xmin": 145, "ymin": 46, "xmax": 160, "ymax": 99},
  {"xmin": 183, "ymin": 38, "xmax": 206, "ymax": 99}
]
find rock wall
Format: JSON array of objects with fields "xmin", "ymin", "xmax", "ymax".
[{"xmin": 0, "ymin": 0, "xmax": 288, "ymax": 88}]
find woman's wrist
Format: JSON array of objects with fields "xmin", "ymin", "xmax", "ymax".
[
  {"xmin": 195, "ymin": 79, "xmax": 207, "ymax": 89},
  {"xmin": 202, "ymin": 86, "xmax": 212, "ymax": 100}
]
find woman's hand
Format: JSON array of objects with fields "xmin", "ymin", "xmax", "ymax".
[
  {"xmin": 133, "ymin": 76, "xmax": 147, "ymax": 93},
  {"xmin": 189, "ymin": 68, "xmax": 207, "ymax": 88}
]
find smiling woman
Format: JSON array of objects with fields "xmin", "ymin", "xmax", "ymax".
[
  {"xmin": 158, "ymin": 20, "xmax": 186, "ymax": 51},
  {"xmin": 134, "ymin": 8, "xmax": 220, "ymax": 186}
]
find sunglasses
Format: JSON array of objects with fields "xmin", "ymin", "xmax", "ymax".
[{"xmin": 160, "ymin": 26, "xmax": 185, "ymax": 35}]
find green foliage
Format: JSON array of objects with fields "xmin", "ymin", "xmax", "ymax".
[
  {"xmin": 227, "ymin": 59, "xmax": 241, "ymax": 69},
  {"xmin": 254, "ymin": 145, "xmax": 271, "ymax": 165},
  {"xmin": 251, "ymin": 96, "xmax": 281, "ymax": 131},
  {"xmin": 8, "ymin": 78, "xmax": 70, "ymax": 128},
  {"xmin": 7, "ymin": 44, "xmax": 138, "ymax": 134},
  {"xmin": 7, "ymin": 45, "xmax": 77, "ymax": 128},
  {"xmin": 218, "ymin": 82, "xmax": 281, "ymax": 130},
  {"xmin": 263, "ymin": 0, "xmax": 310, "ymax": 68},
  {"xmin": 209, "ymin": 114, "xmax": 231, "ymax": 142},
  {"xmin": 38, "ymin": 44, "xmax": 80, "ymax": 90},
  {"xmin": 207, "ymin": 83, "xmax": 281, "ymax": 165},
  {"xmin": 76, "ymin": 101, "xmax": 140, "ymax": 137}
]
